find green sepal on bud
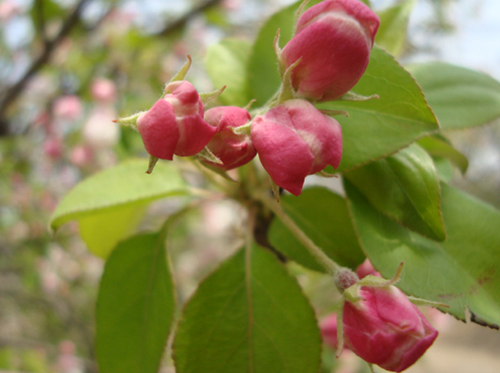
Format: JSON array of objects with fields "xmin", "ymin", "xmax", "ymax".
[
  {"xmin": 274, "ymin": 29, "xmax": 285, "ymax": 79},
  {"xmin": 199, "ymin": 85, "xmax": 226, "ymax": 105},
  {"xmin": 169, "ymin": 55, "xmax": 192, "ymax": 85},
  {"xmin": 146, "ymin": 155, "xmax": 159, "ymax": 174},
  {"xmin": 337, "ymin": 91, "xmax": 380, "ymax": 102},
  {"xmin": 229, "ymin": 121, "xmax": 251, "ymax": 136},
  {"xmin": 276, "ymin": 57, "xmax": 302, "ymax": 106},
  {"xmin": 319, "ymin": 109, "xmax": 349, "ymax": 117},
  {"xmin": 197, "ymin": 146, "xmax": 223, "ymax": 165},
  {"xmin": 294, "ymin": 0, "xmax": 310, "ymax": 35},
  {"xmin": 113, "ymin": 112, "xmax": 143, "ymax": 131}
]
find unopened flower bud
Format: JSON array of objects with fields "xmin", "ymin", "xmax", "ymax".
[
  {"xmin": 343, "ymin": 285, "xmax": 438, "ymax": 372},
  {"xmin": 203, "ymin": 106, "xmax": 256, "ymax": 170},
  {"xmin": 281, "ymin": 0, "xmax": 379, "ymax": 101},
  {"xmin": 137, "ymin": 81, "xmax": 216, "ymax": 160},
  {"xmin": 251, "ymin": 99, "xmax": 342, "ymax": 196}
]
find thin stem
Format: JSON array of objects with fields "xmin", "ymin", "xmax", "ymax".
[
  {"xmin": 254, "ymin": 190, "xmax": 340, "ymax": 275},
  {"xmin": 244, "ymin": 206, "xmax": 256, "ymax": 371}
]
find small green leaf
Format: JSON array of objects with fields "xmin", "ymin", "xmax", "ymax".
[
  {"xmin": 206, "ymin": 38, "xmax": 253, "ymax": 107},
  {"xmin": 173, "ymin": 246, "xmax": 321, "ymax": 373},
  {"xmin": 375, "ymin": 0, "xmax": 416, "ymax": 57},
  {"xmin": 418, "ymin": 135, "xmax": 468, "ymax": 173},
  {"xmin": 50, "ymin": 159, "xmax": 190, "ymax": 257},
  {"xmin": 407, "ymin": 62, "xmax": 500, "ymax": 130},
  {"xmin": 96, "ymin": 232, "xmax": 176, "ymax": 373},
  {"xmin": 269, "ymin": 187, "xmax": 365, "ymax": 272},
  {"xmin": 345, "ymin": 180, "xmax": 500, "ymax": 328},
  {"xmin": 345, "ymin": 144, "xmax": 445, "ymax": 241},
  {"xmin": 320, "ymin": 47, "xmax": 439, "ymax": 172}
]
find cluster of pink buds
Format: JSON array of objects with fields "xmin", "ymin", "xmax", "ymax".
[
  {"xmin": 251, "ymin": 0, "xmax": 379, "ymax": 194},
  {"xmin": 116, "ymin": 0, "xmax": 379, "ymax": 192},
  {"xmin": 116, "ymin": 56, "xmax": 256, "ymax": 173},
  {"xmin": 321, "ymin": 260, "xmax": 442, "ymax": 372}
]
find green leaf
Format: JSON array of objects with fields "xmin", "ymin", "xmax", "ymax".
[
  {"xmin": 345, "ymin": 144, "xmax": 445, "ymax": 241},
  {"xmin": 247, "ymin": 0, "xmax": 322, "ymax": 106},
  {"xmin": 319, "ymin": 46, "xmax": 439, "ymax": 172},
  {"xmin": 345, "ymin": 180, "xmax": 500, "ymax": 328},
  {"xmin": 407, "ymin": 62, "xmax": 500, "ymax": 130},
  {"xmin": 432, "ymin": 157, "xmax": 454, "ymax": 183},
  {"xmin": 269, "ymin": 187, "xmax": 365, "ymax": 272},
  {"xmin": 418, "ymin": 135, "xmax": 468, "ymax": 173},
  {"xmin": 173, "ymin": 246, "xmax": 321, "ymax": 373},
  {"xmin": 50, "ymin": 159, "xmax": 190, "ymax": 257},
  {"xmin": 375, "ymin": 0, "xmax": 416, "ymax": 57},
  {"xmin": 96, "ymin": 232, "xmax": 176, "ymax": 373},
  {"xmin": 206, "ymin": 38, "xmax": 253, "ymax": 107}
]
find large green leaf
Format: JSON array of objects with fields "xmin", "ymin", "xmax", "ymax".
[
  {"xmin": 345, "ymin": 180, "xmax": 500, "ymax": 328},
  {"xmin": 319, "ymin": 46, "xmax": 439, "ymax": 171},
  {"xmin": 375, "ymin": 0, "xmax": 415, "ymax": 57},
  {"xmin": 407, "ymin": 62, "xmax": 500, "ymax": 130},
  {"xmin": 269, "ymin": 187, "xmax": 365, "ymax": 272},
  {"xmin": 206, "ymin": 38, "xmax": 253, "ymax": 107},
  {"xmin": 345, "ymin": 143, "xmax": 445, "ymax": 241},
  {"xmin": 247, "ymin": 0, "xmax": 322, "ymax": 106},
  {"xmin": 96, "ymin": 232, "xmax": 176, "ymax": 373},
  {"xmin": 50, "ymin": 159, "xmax": 190, "ymax": 257},
  {"xmin": 173, "ymin": 246, "xmax": 321, "ymax": 373}
]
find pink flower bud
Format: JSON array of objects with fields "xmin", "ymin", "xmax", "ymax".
[
  {"xmin": 251, "ymin": 99, "xmax": 342, "ymax": 196},
  {"xmin": 282, "ymin": 0, "xmax": 380, "ymax": 101},
  {"xmin": 137, "ymin": 81, "xmax": 216, "ymax": 160},
  {"xmin": 355, "ymin": 258, "xmax": 381, "ymax": 279},
  {"xmin": 203, "ymin": 106, "xmax": 256, "ymax": 170},
  {"xmin": 343, "ymin": 285, "xmax": 438, "ymax": 372}
]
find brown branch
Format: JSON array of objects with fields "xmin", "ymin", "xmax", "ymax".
[
  {"xmin": 158, "ymin": 0, "xmax": 221, "ymax": 36},
  {"xmin": 0, "ymin": 0, "xmax": 90, "ymax": 136}
]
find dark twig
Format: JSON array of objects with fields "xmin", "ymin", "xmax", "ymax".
[
  {"xmin": 34, "ymin": 0, "xmax": 48, "ymax": 43},
  {"xmin": 158, "ymin": 0, "xmax": 221, "ymax": 36},
  {"xmin": 0, "ymin": 0, "xmax": 90, "ymax": 135}
]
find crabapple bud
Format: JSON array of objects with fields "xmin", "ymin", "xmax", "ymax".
[
  {"xmin": 281, "ymin": 0, "xmax": 380, "ymax": 101},
  {"xmin": 136, "ymin": 81, "xmax": 216, "ymax": 160},
  {"xmin": 251, "ymin": 99, "xmax": 342, "ymax": 196},
  {"xmin": 343, "ymin": 285, "xmax": 438, "ymax": 372},
  {"xmin": 203, "ymin": 106, "xmax": 256, "ymax": 170}
]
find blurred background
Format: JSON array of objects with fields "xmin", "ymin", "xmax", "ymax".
[{"xmin": 0, "ymin": 0, "xmax": 499, "ymax": 372}]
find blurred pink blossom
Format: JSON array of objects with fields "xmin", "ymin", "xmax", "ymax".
[
  {"xmin": 44, "ymin": 137, "xmax": 64, "ymax": 159},
  {"xmin": 0, "ymin": 0, "xmax": 20, "ymax": 21},
  {"xmin": 70, "ymin": 145, "xmax": 94, "ymax": 167},
  {"xmin": 53, "ymin": 95, "xmax": 83, "ymax": 121},
  {"xmin": 91, "ymin": 78, "xmax": 117, "ymax": 103},
  {"xmin": 82, "ymin": 105, "xmax": 119, "ymax": 149}
]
